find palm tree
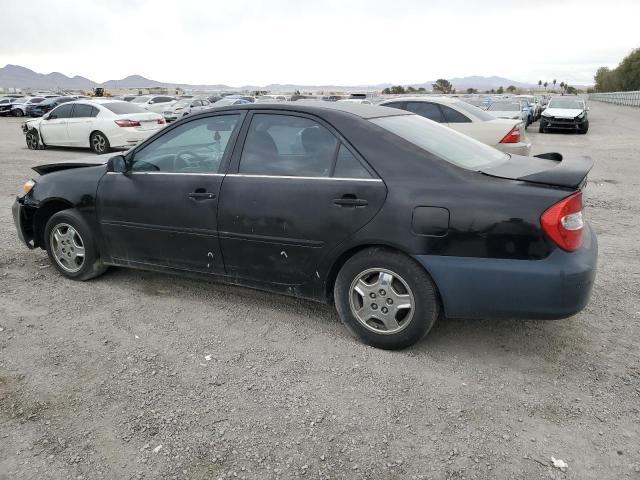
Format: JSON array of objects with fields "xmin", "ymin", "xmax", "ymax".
[
  {"xmin": 538, "ymin": 80, "xmax": 542, "ymax": 89},
  {"xmin": 560, "ymin": 81, "xmax": 565, "ymax": 93},
  {"xmin": 553, "ymin": 79, "xmax": 557, "ymax": 91},
  {"xmin": 543, "ymin": 81, "xmax": 548, "ymax": 91}
]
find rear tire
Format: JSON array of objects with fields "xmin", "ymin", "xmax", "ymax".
[
  {"xmin": 13, "ymin": 109, "xmax": 24, "ymax": 117},
  {"xmin": 90, "ymin": 131, "xmax": 111, "ymax": 154},
  {"xmin": 44, "ymin": 209, "xmax": 108, "ymax": 281},
  {"xmin": 334, "ymin": 248, "xmax": 439, "ymax": 350}
]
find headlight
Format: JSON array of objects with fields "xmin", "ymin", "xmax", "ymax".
[
  {"xmin": 576, "ymin": 111, "xmax": 586, "ymax": 119},
  {"xmin": 23, "ymin": 179, "xmax": 36, "ymax": 194}
]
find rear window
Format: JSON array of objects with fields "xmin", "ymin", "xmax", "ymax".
[
  {"xmin": 370, "ymin": 114, "xmax": 508, "ymax": 170},
  {"xmin": 455, "ymin": 101, "xmax": 495, "ymax": 121},
  {"xmin": 488, "ymin": 102, "xmax": 520, "ymax": 112},
  {"xmin": 102, "ymin": 102, "xmax": 148, "ymax": 114}
]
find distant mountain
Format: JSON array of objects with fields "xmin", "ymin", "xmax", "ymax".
[
  {"xmin": 409, "ymin": 76, "xmax": 535, "ymax": 91},
  {"xmin": 0, "ymin": 64, "xmax": 97, "ymax": 89},
  {"xmin": 1, "ymin": 64, "xmax": 536, "ymax": 93}
]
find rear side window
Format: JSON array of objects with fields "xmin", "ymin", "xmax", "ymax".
[
  {"xmin": 440, "ymin": 105, "xmax": 471, "ymax": 123},
  {"xmin": 239, "ymin": 114, "xmax": 338, "ymax": 177},
  {"xmin": 333, "ymin": 145, "xmax": 372, "ymax": 179},
  {"xmin": 102, "ymin": 102, "xmax": 148, "ymax": 114},
  {"xmin": 72, "ymin": 104, "xmax": 98, "ymax": 118},
  {"xmin": 406, "ymin": 102, "xmax": 444, "ymax": 123},
  {"xmin": 49, "ymin": 103, "xmax": 74, "ymax": 119}
]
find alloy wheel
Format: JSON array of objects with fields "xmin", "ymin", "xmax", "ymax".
[
  {"xmin": 92, "ymin": 134, "xmax": 106, "ymax": 153},
  {"xmin": 50, "ymin": 223, "xmax": 86, "ymax": 273},
  {"xmin": 349, "ymin": 268, "xmax": 415, "ymax": 335}
]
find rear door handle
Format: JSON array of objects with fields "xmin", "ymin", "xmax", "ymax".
[
  {"xmin": 188, "ymin": 192, "xmax": 216, "ymax": 201},
  {"xmin": 333, "ymin": 197, "xmax": 368, "ymax": 207}
]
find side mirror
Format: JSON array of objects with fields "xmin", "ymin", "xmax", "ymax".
[{"xmin": 106, "ymin": 155, "xmax": 128, "ymax": 173}]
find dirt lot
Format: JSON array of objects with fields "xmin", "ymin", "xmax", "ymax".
[{"xmin": 0, "ymin": 102, "xmax": 639, "ymax": 480}]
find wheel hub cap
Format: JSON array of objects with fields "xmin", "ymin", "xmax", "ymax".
[{"xmin": 349, "ymin": 268, "xmax": 414, "ymax": 335}]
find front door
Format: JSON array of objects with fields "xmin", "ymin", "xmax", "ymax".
[
  {"xmin": 96, "ymin": 112, "xmax": 244, "ymax": 273},
  {"xmin": 218, "ymin": 112, "xmax": 387, "ymax": 286},
  {"xmin": 39, "ymin": 103, "xmax": 74, "ymax": 145},
  {"xmin": 65, "ymin": 103, "xmax": 98, "ymax": 146}
]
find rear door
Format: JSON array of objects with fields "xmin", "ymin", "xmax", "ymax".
[
  {"xmin": 217, "ymin": 112, "xmax": 387, "ymax": 286},
  {"xmin": 65, "ymin": 103, "xmax": 99, "ymax": 146},
  {"xmin": 39, "ymin": 103, "xmax": 74, "ymax": 145}
]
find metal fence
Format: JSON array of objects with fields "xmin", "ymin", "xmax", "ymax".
[{"xmin": 589, "ymin": 91, "xmax": 640, "ymax": 107}]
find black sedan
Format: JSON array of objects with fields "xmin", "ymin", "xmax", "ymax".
[
  {"xmin": 12, "ymin": 102, "xmax": 597, "ymax": 349},
  {"xmin": 26, "ymin": 96, "xmax": 76, "ymax": 117}
]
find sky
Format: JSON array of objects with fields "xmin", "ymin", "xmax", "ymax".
[{"xmin": 1, "ymin": 0, "xmax": 638, "ymax": 87}]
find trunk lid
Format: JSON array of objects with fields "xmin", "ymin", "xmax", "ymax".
[{"xmin": 480, "ymin": 153, "xmax": 593, "ymax": 189}]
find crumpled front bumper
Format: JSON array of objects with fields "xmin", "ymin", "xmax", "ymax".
[{"xmin": 12, "ymin": 197, "xmax": 36, "ymax": 249}]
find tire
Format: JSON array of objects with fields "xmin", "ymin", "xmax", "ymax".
[
  {"xmin": 539, "ymin": 122, "xmax": 546, "ymax": 133},
  {"xmin": 334, "ymin": 248, "xmax": 440, "ymax": 350},
  {"xmin": 26, "ymin": 129, "xmax": 40, "ymax": 149},
  {"xmin": 44, "ymin": 209, "xmax": 108, "ymax": 281},
  {"xmin": 90, "ymin": 131, "xmax": 111, "ymax": 154},
  {"xmin": 13, "ymin": 109, "xmax": 24, "ymax": 117},
  {"xmin": 579, "ymin": 121, "xmax": 589, "ymax": 134}
]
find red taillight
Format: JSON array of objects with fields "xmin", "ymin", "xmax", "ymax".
[
  {"xmin": 499, "ymin": 126, "xmax": 521, "ymax": 144},
  {"xmin": 157, "ymin": 118, "xmax": 166, "ymax": 124},
  {"xmin": 114, "ymin": 119, "xmax": 141, "ymax": 127},
  {"xmin": 541, "ymin": 191, "xmax": 584, "ymax": 252}
]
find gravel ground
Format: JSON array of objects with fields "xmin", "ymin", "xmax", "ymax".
[{"xmin": 1, "ymin": 102, "xmax": 639, "ymax": 480}]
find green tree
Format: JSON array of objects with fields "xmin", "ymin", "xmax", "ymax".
[
  {"xmin": 593, "ymin": 48, "xmax": 640, "ymax": 92},
  {"xmin": 506, "ymin": 85, "xmax": 517, "ymax": 93},
  {"xmin": 406, "ymin": 86, "xmax": 417, "ymax": 93},
  {"xmin": 566, "ymin": 86, "xmax": 578, "ymax": 95},
  {"xmin": 543, "ymin": 81, "xmax": 548, "ymax": 90},
  {"xmin": 389, "ymin": 85, "xmax": 406, "ymax": 94},
  {"xmin": 538, "ymin": 80, "xmax": 542, "ymax": 88},
  {"xmin": 432, "ymin": 79, "xmax": 453, "ymax": 94},
  {"xmin": 417, "ymin": 87, "xmax": 426, "ymax": 93},
  {"xmin": 552, "ymin": 79, "xmax": 557, "ymax": 90},
  {"xmin": 466, "ymin": 88, "xmax": 478, "ymax": 94},
  {"xmin": 496, "ymin": 86, "xmax": 504, "ymax": 94}
]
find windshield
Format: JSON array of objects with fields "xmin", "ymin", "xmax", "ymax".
[
  {"xmin": 456, "ymin": 100, "xmax": 495, "ymax": 121},
  {"xmin": 548, "ymin": 98, "xmax": 584, "ymax": 109},
  {"xmin": 371, "ymin": 114, "xmax": 508, "ymax": 170},
  {"xmin": 488, "ymin": 102, "xmax": 520, "ymax": 112},
  {"xmin": 174, "ymin": 100, "xmax": 191, "ymax": 108},
  {"xmin": 131, "ymin": 96, "xmax": 152, "ymax": 103}
]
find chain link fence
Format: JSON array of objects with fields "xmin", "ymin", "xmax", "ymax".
[{"xmin": 589, "ymin": 91, "xmax": 640, "ymax": 107}]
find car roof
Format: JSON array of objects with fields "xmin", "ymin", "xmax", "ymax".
[
  {"xmin": 380, "ymin": 96, "xmax": 463, "ymax": 105},
  {"xmin": 208, "ymin": 101, "xmax": 409, "ymax": 119}
]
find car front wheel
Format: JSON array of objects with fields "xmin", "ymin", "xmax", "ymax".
[
  {"xmin": 26, "ymin": 130, "xmax": 40, "ymax": 149},
  {"xmin": 334, "ymin": 248, "xmax": 439, "ymax": 349},
  {"xmin": 13, "ymin": 109, "xmax": 24, "ymax": 117},
  {"xmin": 44, "ymin": 209, "xmax": 108, "ymax": 281},
  {"xmin": 90, "ymin": 131, "xmax": 111, "ymax": 154}
]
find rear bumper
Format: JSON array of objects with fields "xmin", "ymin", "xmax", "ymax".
[
  {"xmin": 496, "ymin": 141, "xmax": 531, "ymax": 157},
  {"xmin": 414, "ymin": 225, "xmax": 597, "ymax": 319},
  {"xmin": 108, "ymin": 127, "xmax": 161, "ymax": 148}
]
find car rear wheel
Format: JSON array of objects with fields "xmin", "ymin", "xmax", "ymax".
[
  {"xmin": 13, "ymin": 109, "xmax": 24, "ymax": 117},
  {"xmin": 44, "ymin": 210, "xmax": 108, "ymax": 281},
  {"xmin": 90, "ymin": 131, "xmax": 111, "ymax": 154},
  {"xmin": 334, "ymin": 248, "xmax": 439, "ymax": 349},
  {"xmin": 26, "ymin": 130, "xmax": 40, "ymax": 149}
]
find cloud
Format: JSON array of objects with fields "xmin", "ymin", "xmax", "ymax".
[{"xmin": 0, "ymin": 0, "xmax": 636, "ymax": 86}]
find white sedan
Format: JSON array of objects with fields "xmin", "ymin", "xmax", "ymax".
[
  {"xmin": 378, "ymin": 96, "xmax": 531, "ymax": 156},
  {"xmin": 130, "ymin": 95, "xmax": 177, "ymax": 113},
  {"xmin": 22, "ymin": 99, "xmax": 166, "ymax": 154}
]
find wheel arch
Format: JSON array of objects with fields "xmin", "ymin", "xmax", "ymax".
[
  {"xmin": 33, "ymin": 198, "xmax": 74, "ymax": 249},
  {"xmin": 324, "ymin": 243, "xmax": 445, "ymax": 314}
]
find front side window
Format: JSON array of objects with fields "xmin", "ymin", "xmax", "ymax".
[
  {"xmin": 132, "ymin": 114, "xmax": 240, "ymax": 173},
  {"xmin": 239, "ymin": 114, "xmax": 338, "ymax": 177},
  {"xmin": 49, "ymin": 103, "xmax": 74, "ymax": 119},
  {"xmin": 406, "ymin": 102, "xmax": 444, "ymax": 123},
  {"xmin": 371, "ymin": 114, "xmax": 508, "ymax": 170}
]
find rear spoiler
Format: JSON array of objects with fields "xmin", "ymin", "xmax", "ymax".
[{"xmin": 481, "ymin": 152, "xmax": 593, "ymax": 189}]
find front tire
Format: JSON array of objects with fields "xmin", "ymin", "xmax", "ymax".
[
  {"xmin": 44, "ymin": 210, "xmax": 108, "ymax": 281},
  {"xmin": 13, "ymin": 109, "xmax": 24, "ymax": 117},
  {"xmin": 26, "ymin": 129, "xmax": 40, "ymax": 149},
  {"xmin": 579, "ymin": 121, "xmax": 589, "ymax": 134},
  {"xmin": 334, "ymin": 248, "xmax": 439, "ymax": 350},
  {"xmin": 90, "ymin": 131, "xmax": 111, "ymax": 154}
]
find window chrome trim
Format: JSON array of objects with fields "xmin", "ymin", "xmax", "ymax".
[{"xmin": 106, "ymin": 172, "xmax": 382, "ymax": 181}]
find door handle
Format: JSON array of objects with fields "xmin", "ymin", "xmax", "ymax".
[
  {"xmin": 333, "ymin": 196, "xmax": 368, "ymax": 207},
  {"xmin": 188, "ymin": 192, "xmax": 216, "ymax": 201}
]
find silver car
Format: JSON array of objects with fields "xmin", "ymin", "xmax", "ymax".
[
  {"xmin": 486, "ymin": 100, "xmax": 530, "ymax": 128},
  {"xmin": 163, "ymin": 98, "xmax": 212, "ymax": 122}
]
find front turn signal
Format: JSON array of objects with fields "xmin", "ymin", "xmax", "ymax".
[{"xmin": 23, "ymin": 179, "xmax": 36, "ymax": 194}]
